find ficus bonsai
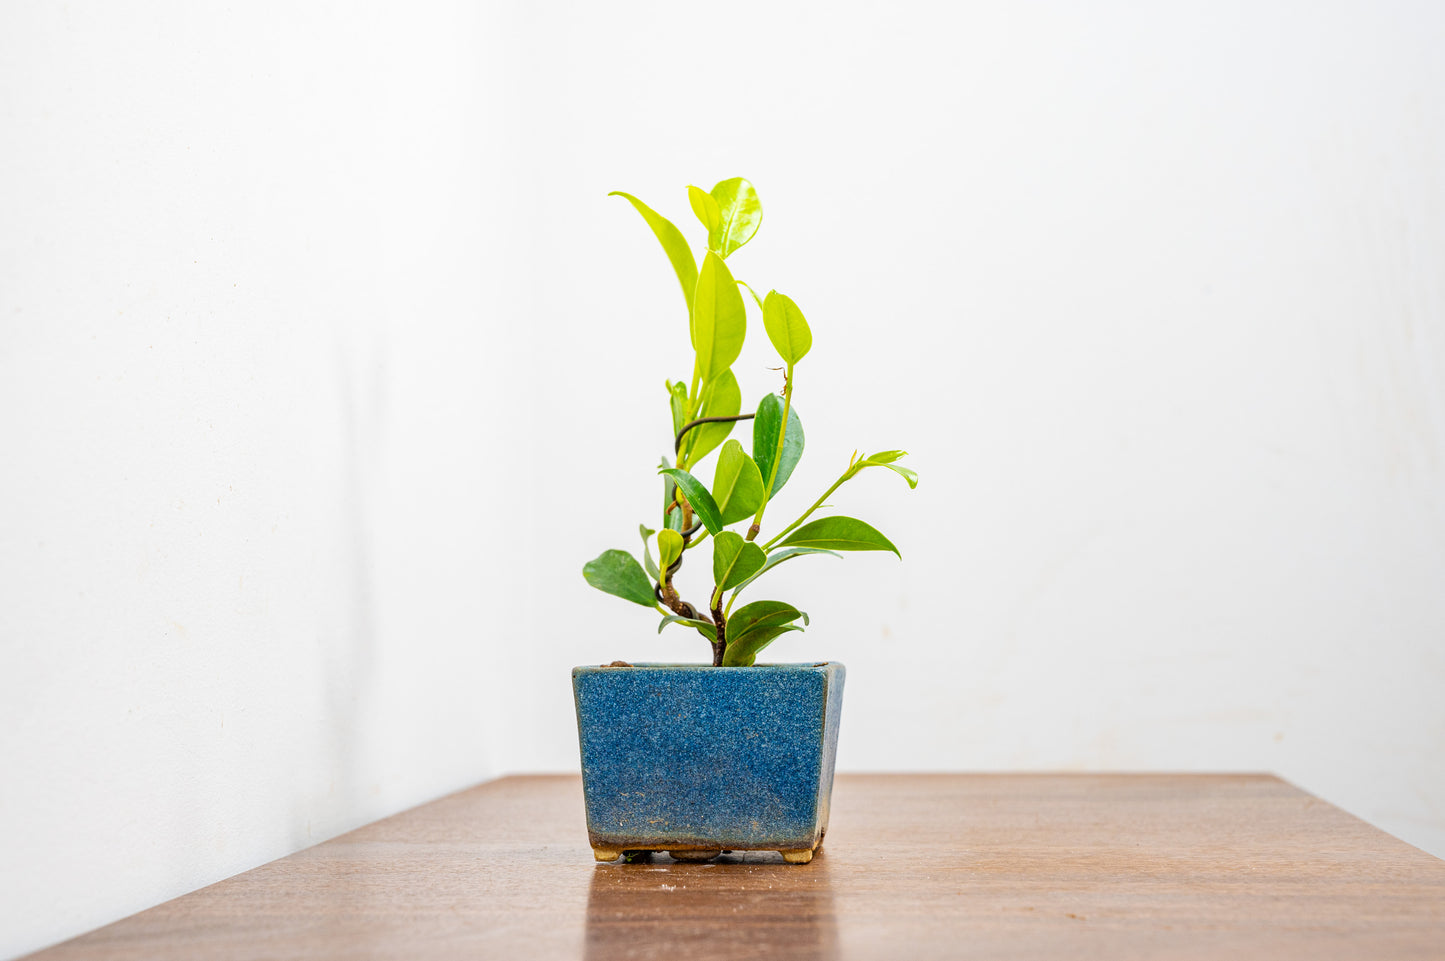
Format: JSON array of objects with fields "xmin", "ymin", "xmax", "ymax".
[{"xmin": 583, "ymin": 177, "xmax": 917, "ymax": 667}]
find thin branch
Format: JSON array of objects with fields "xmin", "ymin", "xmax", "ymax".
[{"xmin": 674, "ymin": 413, "xmax": 755, "ymax": 455}]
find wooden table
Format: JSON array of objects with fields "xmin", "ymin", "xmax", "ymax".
[{"xmin": 25, "ymin": 774, "xmax": 1445, "ymax": 959}]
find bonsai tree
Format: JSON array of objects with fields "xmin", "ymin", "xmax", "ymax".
[{"xmin": 583, "ymin": 177, "xmax": 917, "ymax": 667}]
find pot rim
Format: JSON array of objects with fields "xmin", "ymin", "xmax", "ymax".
[{"xmin": 573, "ymin": 661, "xmax": 841, "ymax": 673}]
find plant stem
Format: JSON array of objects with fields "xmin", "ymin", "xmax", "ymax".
[
  {"xmin": 761, "ymin": 463, "xmax": 857, "ymax": 551},
  {"xmin": 681, "ymin": 358, "xmax": 702, "ymax": 468},
  {"xmin": 709, "ymin": 592, "xmax": 727, "ymax": 667},
  {"xmin": 748, "ymin": 364, "xmax": 794, "ymax": 541}
]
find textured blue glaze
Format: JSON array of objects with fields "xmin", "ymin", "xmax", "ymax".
[{"xmin": 572, "ymin": 663, "xmax": 845, "ymax": 851}]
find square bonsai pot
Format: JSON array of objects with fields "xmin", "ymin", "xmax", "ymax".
[{"xmin": 572, "ymin": 662, "xmax": 845, "ymax": 863}]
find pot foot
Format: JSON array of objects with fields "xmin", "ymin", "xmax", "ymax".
[
  {"xmin": 592, "ymin": 847, "xmax": 623, "ymax": 862},
  {"xmin": 668, "ymin": 849, "xmax": 721, "ymax": 862},
  {"xmin": 780, "ymin": 848, "xmax": 814, "ymax": 864}
]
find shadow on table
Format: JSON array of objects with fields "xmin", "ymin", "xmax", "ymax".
[{"xmin": 584, "ymin": 850, "xmax": 840, "ymax": 961}]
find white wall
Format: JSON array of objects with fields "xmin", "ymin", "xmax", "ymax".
[
  {"xmin": 0, "ymin": 2, "xmax": 529, "ymax": 957},
  {"xmin": 2, "ymin": 0, "xmax": 1443, "ymax": 957}
]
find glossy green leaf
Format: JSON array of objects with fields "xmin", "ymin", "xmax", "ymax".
[
  {"xmin": 582, "ymin": 549, "xmax": 656, "ymax": 607},
  {"xmin": 608, "ymin": 192, "xmax": 698, "ymax": 325},
  {"xmin": 683, "ymin": 368, "xmax": 740, "ymax": 466},
  {"xmin": 658, "ymin": 613, "xmax": 717, "ymax": 641},
  {"xmin": 777, "ymin": 516, "xmax": 901, "ymax": 557},
  {"xmin": 752, "ymin": 394, "xmax": 805, "ymax": 498},
  {"xmin": 657, "ymin": 468, "xmax": 725, "ymax": 535},
  {"xmin": 728, "ymin": 599, "xmax": 809, "ymax": 637},
  {"xmin": 712, "ymin": 440, "xmax": 766, "ymax": 526},
  {"xmin": 864, "ymin": 449, "xmax": 907, "ymax": 464},
  {"xmin": 722, "ymin": 600, "xmax": 808, "ymax": 667},
  {"xmin": 762, "ymin": 290, "xmax": 812, "ymax": 365},
  {"xmin": 687, "ymin": 185, "xmax": 722, "ymax": 242},
  {"xmin": 712, "ymin": 531, "xmax": 767, "ymax": 592},
  {"xmin": 667, "ymin": 380, "xmax": 688, "ymax": 437},
  {"xmin": 709, "ymin": 178, "xmax": 763, "ymax": 259},
  {"xmin": 721, "ymin": 624, "xmax": 802, "ymax": 666},
  {"xmin": 692, "ymin": 252, "xmax": 746, "ymax": 382},
  {"xmin": 729, "ymin": 546, "xmax": 840, "ymax": 597},
  {"xmin": 657, "ymin": 529, "xmax": 684, "ymax": 574},
  {"xmin": 639, "ymin": 524, "xmax": 660, "ymax": 580}
]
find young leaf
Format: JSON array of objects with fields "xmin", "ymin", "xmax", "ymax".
[
  {"xmin": 712, "ymin": 532, "xmax": 767, "ymax": 592},
  {"xmin": 666, "ymin": 380, "xmax": 688, "ymax": 437},
  {"xmin": 873, "ymin": 463, "xmax": 919, "ymax": 488},
  {"xmin": 752, "ymin": 394, "xmax": 805, "ymax": 498},
  {"xmin": 777, "ymin": 516, "xmax": 901, "ymax": 557},
  {"xmin": 639, "ymin": 524, "xmax": 660, "ymax": 580},
  {"xmin": 687, "ymin": 185, "xmax": 722, "ymax": 243},
  {"xmin": 692, "ymin": 252, "xmax": 746, "ymax": 383},
  {"xmin": 683, "ymin": 368, "xmax": 740, "ymax": 465},
  {"xmin": 657, "ymin": 529, "xmax": 684, "ymax": 574},
  {"xmin": 608, "ymin": 192, "xmax": 698, "ymax": 326},
  {"xmin": 722, "ymin": 624, "xmax": 802, "ymax": 666},
  {"xmin": 712, "ymin": 440, "xmax": 766, "ymax": 526},
  {"xmin": 657, "ymin": 468, "xmax": 725, "ymax": 535},
  {"xmin": 582, "ymin": 550, "xmax": 657, "ymax": 607},
  {"xmin": 857, "ymin": 451, "xmax": 919, "ymax": 489},
  {"xmin": 762, "ymin": 290, "xmax": 812, "ymax": 365},
  {"xmin": 709, "ymin": 178, "xmax": 763, "ymax": 259},
  {"xmin": 658, "ymin": 614, "xmax": 717, "ymax": 641},
  {"xmin": 729, "ymin": 546, "xmax": 840, "ymax": 597}
]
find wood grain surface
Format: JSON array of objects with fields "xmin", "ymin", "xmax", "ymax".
[{"xmin": 23, "ymin": 774, "xmax": 1445, "ymax": 960}]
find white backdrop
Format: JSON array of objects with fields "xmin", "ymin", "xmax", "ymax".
[{"xmin": 3, "ymin": 1, "xmax": 1444, "ymax": 957}]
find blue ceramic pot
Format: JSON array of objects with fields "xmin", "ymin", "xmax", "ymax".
[{"xmin": 572, "ymin": 662, "xmax": 845, "ymax": 864}]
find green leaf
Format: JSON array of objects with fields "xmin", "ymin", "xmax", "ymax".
[
  {"xmin": 639, "ymin": 524, "xmax": 660, "ymax": 580},
  {"xmin": 752, "ymin": 394, "xmax": 805, "ymax": 498},
  {"xmin": 657, "ymin": 529, "xmax": 684, "ymax": 574},
  {"xmin": 692, "ymin": 252, "xmax": 746, "ymax": 383},
  {"xmin": 729, "ymin": 546, "xmax": 840, "ymax": 597},
  {"xmin": 712, "ymin": 440, "xmax": 766, "ymax": 526},
  {"xmin": 722, "ymin": 600, "xmax": 808, "ymax": 667},
  {"xmin": 687, "ymin": 185, "xmax": 722, "ymax": 243},
  {"xmin": 728, "ymin": 599, "xmax": 809, "ymax": 636},
  {"xmin": 666, "ymin": 380, "xmax": 688, "ymax": 437},
  {"xmin": 658, "ymin": 468, "xmax": 725, "ymax": 535},
  {"xmin": 660, "ymin": 457, "xmax": 683, "ymax": 531},
  {"xmin": 709, "ymin": 178, "xmax": 763, "ymax": 259},
  {"xmin": 858, "ymin": 451, "xmax": 919, "ymax": 489},
  {"xmin": 582, "ymin": 550, "xmax": 656, "ymax": 607},
  {"xmin": 658, "ymin": 614, "xmax": 717, "ymax": 641},
  {"xmin": 712, "ymin": 531, "xmax": 767, "ymax": 591},
  {"xmin": 762, "ymin": 290, "xmax": 812, "ymax": 365},
  {"xmin": 683, "ymin": 368, "xmax": 740, "ymax": 466},
  {"xmin": 778, "ymin": 516, "xmax": 901, "ymax": 557},
  {"xmin": 722, "ymin": 624, "xmax": 802, "ymax": 666},
  {"xmin": 608, "ymin": 192, "xmax": 698, "ymax": 326}
]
